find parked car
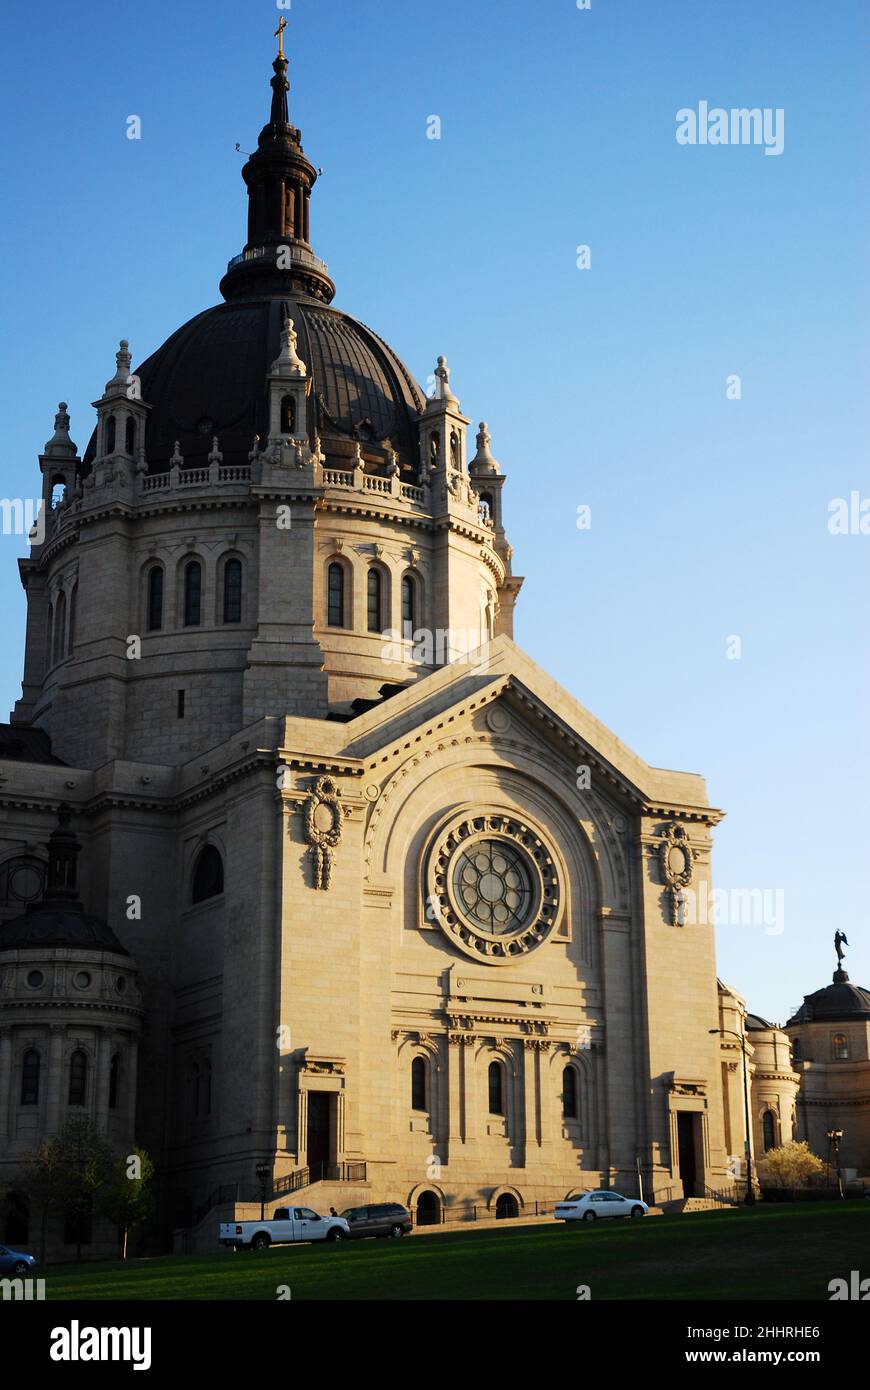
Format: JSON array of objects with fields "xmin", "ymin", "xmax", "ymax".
[
  {"xmin": 340, "ymin": 1203, "xmax": 413, "ymax": 1239},
  {"xmin": 554, "ymin": 1191, "xmax": 648, "ymax": 1222},
  {"xmin": 0, "ymin": 1245, "xmax": 37, "ymax": 1275},
  {"xmin": 219, "ymin": 1206, "xmax": 349, "ymax": 1250}
]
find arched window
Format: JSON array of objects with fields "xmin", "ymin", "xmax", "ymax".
[
  {"xmin": 184, "ymin": 560, "xmax": 202, "ymax": 627},
  {"xmin": 479, "ymin": 492, "xmax": 493, "ymax": 524},
  {"xmin": 367, "ymin": 568, "xmax": 383, "ymax": 633},
  {"xmin": 833, "ymin": 1032, "xmax": 849, "ymax": 1061},
  {"xmin": 327, "ymin": 563, "xmax": 345, "ymax": 628},
  {"xmin": 411, "ymin": 1056, "xmax": 428, "ymax": 1112},
  {"xmin": 68, "ymin": 1049, "xmax": 88, "ymax": 1106},
  {"xmin": 416, "ymin": 1190, "xmax": 441, "ymax": 1226},
  {"xmin": 50, "ymin": 479, "xmax": 66, "ymax": 509},
  {"xmin": 108, "ymin": 1054, "xmax": 120, "ymax": 1111},
  {"xmin": 562, "ymin": 1065, "xmax": 578, "ymax": 1120},
  {"xmin": 192, "ymin": 845, "xmax": 224, "ymax": 904},
  {"xmin": 147, "ymin": 567, "xmax": 164, "ymax": 632},
  {"xmin": 791, "ymin": 1038, "xmax": 803, "ymax": 1062},
  {"xmin": 280, "ymin": 395, "xmax": 296, "ymax": 434},
  {"xmin": 401, "ymin": 574, "xmax": 417, "ymax": 633},
  {"xmin": 495, "ymin": 1193, "xmax": 519, "ymax": 1220},
  {"xmin": 125, "ymin": 416, "xmax": 136, "ymax": 455},
  {"xmin": 105, "ymin": 415, "xmax": 116, "ymax": 455},
  {"xmin": 223, "ymin": 559, "xmax": 243, "ymax": 624},
  {"xmin": 762, "ymin": 1111, "xmax": 777, "ymax": 1152},
  {"xmin": 52, "ymin": 590, "xmax": 67, "ymax": 665},
  {"xmin": 45, "ymin": 602, "xmax": 53, "ymax": 669},
  {"xmin": 488, "ymin": 1060, "xmax": 504, "ymax": 1116},
  {"xmin": 21, "ymin": 1050, "xmax": 40, "ymax": 1106}
]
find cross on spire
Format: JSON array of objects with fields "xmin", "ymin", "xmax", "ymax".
[{"xmin": 274, "ymin": 16, "xmax": 288, "ymax": 58}]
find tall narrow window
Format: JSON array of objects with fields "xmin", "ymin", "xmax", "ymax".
[
  {"xmin": 147, "ymin": 567, "xmax": 164, "ymax": 632},
  {"xmin": 125, "ymin": 416, "xmax": 136, "ymax": 455},
  {"xmin": 223, "ymin": 559, "xmax": 242, "ymax": 624},
  {"xmin": 562, "ymin": 1065, "xmax": 578, "ymax": 1120},
  {"xmin": 367, "ymin": 568, "xmax": 383, "ymax": 633},
  {"xmin": 401, "ymin": 574, "xmax": 416, "ymax": 632},
  {"xmin": 280, "ymin": 395, "xmax": 296, "ymax": 434},
  {"xmin": 192, "ymin": 845, "xmax": 224, "ymax": 904},
  {"xmin": 411, "ymin": 1056, "xmax": 428, "ymax": 1112},
  {"xmin": 327, "ymin": 563, "xmax": 345, "ymax": 628},
  {"xmin": 762, "ymin": 1111, "xmax": 776, "ymax": 1152},
  {"xmin": 488, "ymin": 1060, "xmax": 504, "ymax": 1116},
  {"xmin": 105, "ymin": 415, "xmax": 116, "ymax": 455},
  {"xmin": 108, "ymin": 1053, "xmax": 120, "ymax": 1110},
  {"xmin": 833, "ymin": 1032, "xmax": 849, "ymax": 1060},
  {"xmin": 184, "ymin": 560, "xmax": 202, "ymax": 627},
  {"xmin": 53, "ymin": 590, "xmax": 67, "ymax": 665},
  {"xmin": 68, "ymin": 1049, "xmax": 88, "ymax": 1106},
  {"xmin": 21, "ymin": 1050, "xmax": 40, "ymax": 1106},
  {"xmin": 67, "ymin": 584, "xmax": 77, "ymax": 655}
]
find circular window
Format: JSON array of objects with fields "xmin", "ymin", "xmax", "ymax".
[
  {"xmin": 73, "ymin": 971, "xmax": 92, "ymax": 990},
  {"xmin": 426, "ymin": 813, "xmax": 561, "ymax": 964},
  {"xmin": 451, "ymin": 841, "xmax": 534, "ymax": 935},
  {"xmin": 26, "ymin": 969, "xmax": 44, "ymax": 989},
  {"xmin": 116, "ymin": 975, "xmax": 127, "ymax": 994}
]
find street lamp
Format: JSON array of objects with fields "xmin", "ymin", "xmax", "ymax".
[
  {"xmin": 826, "ymin": 1129, "xmax": 844, "ymax": 1200},
  {"xmin": 255, "ymin": 1161, "xmax": 271, "ymax": 1220},
  {"xmin": 710, "ymin": 1026, "xmax": 756, "ymax": 1205}
]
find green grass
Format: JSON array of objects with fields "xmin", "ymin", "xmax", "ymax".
[{"xmin": 38, "ymin": 1202, "xmax": 870, "ymax": 1301}]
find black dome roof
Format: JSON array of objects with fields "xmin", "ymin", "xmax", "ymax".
[
  {"xmin": 0, "ymin": 904, "xmax": 129, "ymax": 956},
  {"xmin": 84, "ymin": 295, "xmax": 426, "ymax": 474},
  {"xmin": 786, "ymin": 974, "xmax": 870, "ymax": 1026}
]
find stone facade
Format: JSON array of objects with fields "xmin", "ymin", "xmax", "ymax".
[{"xmin": 1, "ymin": 40, "xmax": 864, "ymax": 1261}]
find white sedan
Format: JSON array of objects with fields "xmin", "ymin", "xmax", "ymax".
[{"xmin": 554, "ymin": 1191, "xmax": 648, "ymax": 1222}]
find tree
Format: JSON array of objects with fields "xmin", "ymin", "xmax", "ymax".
[
  {"xmin": 51, "ymin": 1117, "xmax": 115, "ymax": 1262},
  {"xmin": 97, "ymin": 1149, "xmax": 154, "ymax": 1260},
  {"xmin": 13, "ymin": 1140, "xmax": 70, "ymax": 1265},
  {"xmin": 758, "ymin": 1141, "xmax": 825, "ymax": 1200}
]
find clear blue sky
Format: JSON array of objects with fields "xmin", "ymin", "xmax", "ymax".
[{"xmin": 1, "ymin": 0, "xmax": 867, "ymax": 1021}]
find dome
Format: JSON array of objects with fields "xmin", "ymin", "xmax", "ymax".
[
  {"xmin": 745, "ymin": 1012, "xmax": 774, "ymax": 1032},
  {"xmin": 83, "ymin": 295, "xmax": 427, "ymax": 475},
  {"xmin": 0, "ymin": 903, "xmax": 129, "ymax": 955},
  {"xmin": 786, "ymin": 974, "xmax": 870, "ymax": 1027}
]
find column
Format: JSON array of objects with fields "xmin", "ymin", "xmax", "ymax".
[
  {"xmin": 522, "ymin": 1041, "xmax": 539, "ymax": 1161},
  {"xmin": 45, "ymin": 1025, "xmax": 65, "ymax": 1136},
  {"xmin": 0, "ymin": 1028, "xmax": 13, "ymax": 1141},
  {"xmin": 95, "ymin": 1034, "xmax": 112, "ymax": 1132},
  {"xmin": 125, "ymin": 1040, "xmax": 139, "ymax": 1146},
  {"xmin": 538, "ymin": 1042, "xmax": 556, "ymax": 1151}
]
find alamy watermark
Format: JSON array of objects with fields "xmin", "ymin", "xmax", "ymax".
[
  {"xmin": 676, "ymin": 102, "xmax": 784, "ymax": 157},
  {"xmin": 1, "ymin": 498, "xmax": 45, "ymax": 545}
]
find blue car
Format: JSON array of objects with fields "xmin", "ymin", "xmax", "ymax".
[{"xmin": 0, "ymin": 1245, "xmax": 37, "ymax": 1276}]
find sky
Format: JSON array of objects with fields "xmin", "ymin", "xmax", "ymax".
[{"xmin": 0, "ymin": 0, "xmax": 867, "ymax": 1021}]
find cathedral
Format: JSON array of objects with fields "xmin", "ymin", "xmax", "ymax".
[{"xmin": 0, "ymin": 37, "xmax": 866, "ymax": 1257}]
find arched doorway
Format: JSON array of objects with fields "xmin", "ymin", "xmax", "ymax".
[
  {"xmin": 495, "ymin": 1193, "xmax": 519, "ymax": 1220},
  {"xmin": 416, "ymin": 1190, "xmax": 441, "ymax": 1226}
]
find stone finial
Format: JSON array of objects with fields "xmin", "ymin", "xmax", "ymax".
[
  {"xmin": 248, "ymin": 434, "xmax": 261, "ymax": 462},
  {"xmin": 105, "ymin": 338, "xmax": 133, "ymax": 394},
  {"xmin": 469, "ymin": 421, "xmax": 502, "ymax": 476},
  {"xmin": 270, "ymin": 312, "xmax": 307, "ymax": 377},
  {"xmin": 208, "ymin": 436, "xmax": 223, "ymax": 466},
  {"xmin": 44, "ymin": 401, "xmax": 77, "ymax": 456},
  {"xmin": 432, "ymin": 354, "xmax": 458, "ymax": 405},
  {"xmin": 169, "ymin": 440, "xmax": 184, "ymax": 467}
]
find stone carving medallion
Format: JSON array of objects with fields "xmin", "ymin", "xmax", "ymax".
[{"xmin": 303, "ymin": 776, "xmax": 345, "ymax": 890}]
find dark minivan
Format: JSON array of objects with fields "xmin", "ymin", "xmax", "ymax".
[{"xmin": 340, "ymin": 1203, "xmax": 412, "ymax": 1239}]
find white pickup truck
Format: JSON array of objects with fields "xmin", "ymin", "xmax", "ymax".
[{"xmin": 220, "ymin": 1205, "xmax": 349, "ymax": 1250}]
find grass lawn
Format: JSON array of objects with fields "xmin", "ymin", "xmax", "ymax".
[{"xmin": 40, "ymin": 1202, "xmax": 869, "ymax": 1301}]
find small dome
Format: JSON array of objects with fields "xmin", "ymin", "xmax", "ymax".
[
  {"xmin": 0, "ymin": 903, "xmax": 129, "ymax": 955},
  {"xmin": 786, "ymin": 975, "xmax": 870, "ymax": 1026},
  {"xmin": 83, "ymin": 296, "xmax": 426, "ymax": 475},
  {"xmin": 745, "ymin": 1012, "xmax": 774, "ymax": 1032}
]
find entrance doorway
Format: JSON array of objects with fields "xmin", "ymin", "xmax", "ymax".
[
  {"xmin": 677, "ymin": 1112, "xmax": 699, "ymax": 1198},
  {"xmin": 307, "ymin": 1092, "xmax": 333, "ymax": 1179},
  {"xmin": 416, "ymin": 1191, "xmax": 441, "ymax": 1226}
]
